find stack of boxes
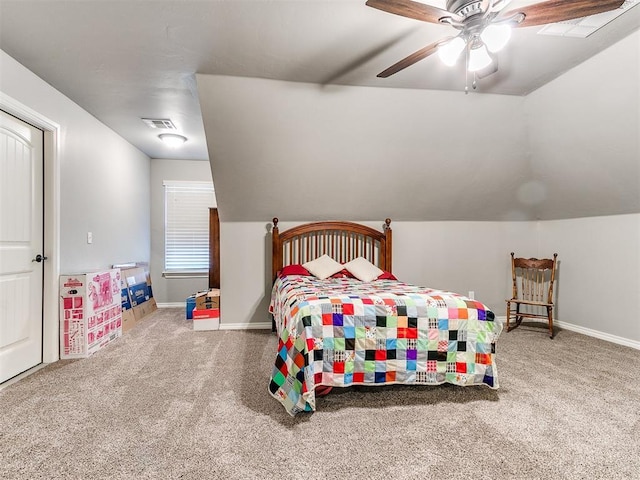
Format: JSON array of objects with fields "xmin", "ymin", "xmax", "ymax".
[
  {"xmin": 120, "ymin": 264, "xmax": 157, "ymax": 332},
  {"xmin": 59, "ymin": 264, "xmax": 159, "ymax": 359},
  {"xmin": 186, "ymin": 289, "xmax": 220, "ymax": 330},
  {"xmin": 61, "ymin": 264, "xmax": 215, "ymax": 354}
]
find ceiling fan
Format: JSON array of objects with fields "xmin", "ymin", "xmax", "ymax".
[{"xmin": 366, "ymin": 0, "xmax": 625, "ymax": 87}]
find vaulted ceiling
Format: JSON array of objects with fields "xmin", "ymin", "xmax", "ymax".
[
  {"xmin": 197, "ymin": 35, "xmax": 640, "ymax": 222},
  {"xmin": 1, "ymin": 1, "xmax": 639, "ymax": 221}
]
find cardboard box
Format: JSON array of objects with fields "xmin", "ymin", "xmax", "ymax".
[
  {"xmin": 196, "ymin": 288, "xmax": 220, "ymax": 309},
  {"xmin": 133, "ymin": 298, "xmax": 157, "ymax": 321},
  {"xmin": 187, "ymin": 289, "xmax": 220, "ymax": 320},
  {"xmin": 186, "ymin": 289, "xmax": 215, "ymax": 317},
  {"xmin": 121, "ymin": 286, "xmax": 133, "ymax": 311},
  {"xmin": 186, "ymin": 294, "xmax": 198, "ymax": 320},
  {"xmin": 193, "ymin": 307, "xmax": 220, "ymax": 331},
  {"xmin": 59, "ymin": 269, "xmax": 123, "ymax": 358},
  {"xmin": 119, "ymin": 268, "xmax": 136, "ymax": 333},
  {"xmin": 142, "ymin": 293, "xmax": 157, "ymax": 316},
  {"xmin": 123, "ymin": 267, "xmax": 146, "ymax": 288},
  {"xmin": 119, "ymin": 264, "xmax": 157, "ymax": 329},
  {"xmin": 189, "ymin": 288, "xmax": 220, "ymax": 330},
  {"xmin": 128, "ymin": 281, "xmax": 150, "ymax": 307},
  {"xmin": 123, "ymin": 266, "xmax": 150, "ymax": 306},
  {"xmin": 121, "ymin": 309, "xmax": 136, "ymax": 333}
]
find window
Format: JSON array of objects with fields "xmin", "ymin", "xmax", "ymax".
[{"xmin": 163, "ymin": 180, "xmax": 216, "ymax": 277}]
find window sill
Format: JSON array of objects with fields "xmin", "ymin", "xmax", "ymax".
[{"xmin": 163, "ymin": 271, "xmax": 208, "ymax": 279}]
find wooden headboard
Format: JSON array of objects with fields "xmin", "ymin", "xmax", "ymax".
[{"xmin": 271, "ymin": 218, "xmax": 392, "ymax": 282}]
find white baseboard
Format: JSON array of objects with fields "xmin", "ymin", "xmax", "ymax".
[
  {"xmin": 495, "ymin": 316, "xmax": 639, "ymax": 350},
  {"xmin": 157, "ymin": 302, "xmax": 185, "ymax": 308},
  {"xmin": 0, "ymin": 363, "xmax": 48, "ymax": 391},
  {"xmin": 157, "ymin": 303, "xmax": 272, "ymax": 331}
]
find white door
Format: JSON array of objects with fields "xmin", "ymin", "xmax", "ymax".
[{"xmin": 0, "ymin": 109, "xmax": 44, "ymax": 384}]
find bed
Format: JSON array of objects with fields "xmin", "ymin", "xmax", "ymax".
[{"xmin": 268, "ymin": 218, "xmax": 502, "ymax": 416}]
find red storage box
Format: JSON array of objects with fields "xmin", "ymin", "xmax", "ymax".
[{"xmin": 192, "ymin": 306, "xmax": 220, "ymax": 330}]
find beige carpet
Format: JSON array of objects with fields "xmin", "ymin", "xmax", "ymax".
[{"xmin": 1, "ymin": 308, "xmax": 639, "ymax": 479}]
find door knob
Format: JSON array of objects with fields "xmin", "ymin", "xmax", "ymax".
[{"xmin": 32, "ymin": 254, "xmax": 48, "ymax": 263}]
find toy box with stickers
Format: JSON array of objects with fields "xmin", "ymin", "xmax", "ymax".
[{"xmin": 59, "ymin": 269, "xmax": 123, "ymax": 359}]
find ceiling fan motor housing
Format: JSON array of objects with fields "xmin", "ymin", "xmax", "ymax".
[{"xmin": 446, "ymin": 0, "xmax": 484, "ymax": 18}]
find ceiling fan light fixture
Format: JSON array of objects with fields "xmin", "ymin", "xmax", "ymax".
[
  {"xmin": 367, "ymin": 0, "xmax": 629, "ymax": 90},
  {"xmin": 159, "ymin": 133, "xmax": 187, "ymax": 148},
  {"xmin": 468, "ymin": 43, "xmax": 492, "ymax": 72},
  {"xmin": 438, "ymin": 37, "xmax": 466, "ymax": 66},
  {"xmin": 480, "ymin": 23, "xmax": 512, "ymax": 53}
]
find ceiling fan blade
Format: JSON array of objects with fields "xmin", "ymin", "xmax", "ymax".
[
  {"xmin": 504, "ymin": 0, "xmax": 625, "ymax": 28},
  {"xmin": 377, "ymin": 37, "xmax": 453, "ymax": 78},
  {"xmin": 366, "ymin": 0, "xmax": 464, "ymax": 25}
]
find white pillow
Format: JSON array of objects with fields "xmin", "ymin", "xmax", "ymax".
[
  {"xmin": 302, "ymin": 254, "xmax": 344, "ymax": 280},
  {"xmin": 344, "ymin": 257, "xmax": 383, "ymax": 282}
]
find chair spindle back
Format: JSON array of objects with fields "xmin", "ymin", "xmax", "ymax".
[{"xmin": 511, "ymin": 253, "xmax": 558, "ymax": 304}]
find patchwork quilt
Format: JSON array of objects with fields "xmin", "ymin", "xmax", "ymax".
[{"xmin": 269, "ymin": 275, "xmax": 502, "ymax": 416}]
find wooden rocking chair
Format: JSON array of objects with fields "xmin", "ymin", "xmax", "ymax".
[{"xmin": 506, "ymin": 252, "xmax": 558, "ymax": 338}]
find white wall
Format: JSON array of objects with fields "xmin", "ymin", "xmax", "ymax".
[
  {"xmin": 220, "ymin": 222, "xmax": 273, "ymax": 327},
  {"xmin": 0, "ymin": 50, "xmax": 151, "ymax": 273},
  {"xmin": 219, "ymin": 219, "xmax": 537, "ymax": 328},
  {"xmin": 539, "ymin": 214, "xmax": 640, "ymax": 344},
  {"xmin": 220, "ymin": 216, "xmax": 640, "ymax": 347},
  {"xmin": 520, "ymin": 31, "xmax": 640, "ymax": 345},
  {"xmin": 1, "ymin": 49, "xmax": 151, "ymax": 363},
  {"xmin": 391, "ymin": 221, "xmax": 539, "ymax": 310},
  {"xmin": 150, "ymin": 158, "xmax": 214, "ymax": 304}
]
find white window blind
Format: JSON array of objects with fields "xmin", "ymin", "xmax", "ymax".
[{"xmin": 164, "ymin": 181, "xmax": 216, "ymax": 274}]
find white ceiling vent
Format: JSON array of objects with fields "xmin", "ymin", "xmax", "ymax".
[
  {"xmin": 141, "ymin": 118, "xmax": 177, "ymax": 130},
  {"xmin": 538, "ymin": 0, "xmax": 638, "ymax": 38}
]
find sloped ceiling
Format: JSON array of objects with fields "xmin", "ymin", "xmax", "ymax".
[
  {"xmin": 526, "ymin": 32, "xmax": 640, "ymax": 221},
  {"xmin": 198, "ymin": 30, "xmax": 640, "ymax": 222},
  {"xmin": 0, "ymin": 1, "xmax": 639, "ymax": 162},
  {"xmin": 198, "ymin": 75, "xmax": 530, "ymax": 221},
  {"xmin": 0, "ymin": 1, "xmax": 638, "ymax": 222}
]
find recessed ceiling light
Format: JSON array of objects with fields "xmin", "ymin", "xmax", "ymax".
[{"xmin": 159, "ymin": 133, "xmax": 187, "ymax": 148}]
